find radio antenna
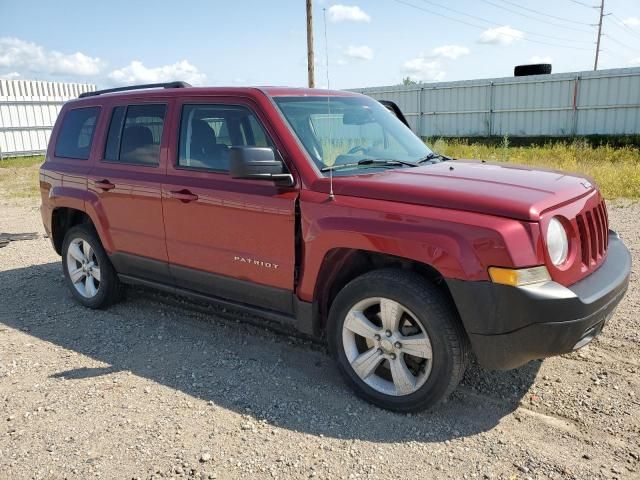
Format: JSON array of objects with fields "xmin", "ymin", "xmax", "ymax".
[{"xmin": 323, "ymin": 7, "xmax": 335, "ymax": 200}]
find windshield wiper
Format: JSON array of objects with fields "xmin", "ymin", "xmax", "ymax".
[
  {"xmin": 320, "ymin": 158, "xmax": 416, "ymax": 173},
  {"xmin": 417, "ymin": 152, "xmax": 452, "ymax": 164}
]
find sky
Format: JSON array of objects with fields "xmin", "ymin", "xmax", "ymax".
[{"xmin": 0, "ymin": 0, "xmax": 639, "ymax": 90}]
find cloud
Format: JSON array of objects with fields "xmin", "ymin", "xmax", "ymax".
[
  {"xmin": 0, "ymin": 37, "xmax": 105, "ymax": 76},
  {"xmin": 0, "ymin": 71, "xmax": 21, "ymax": 79},
  {"xmin": 402, "ymin": 58, "xmax": 445, "ymax": 82},
  {"xmin": 344, "ymin": 45, "xmax": 373, "ymax": 60},
  {"xmin": 107, "ymin": 60, "xmax": 206, "ymax": 86},
  {"xmin": 399, "ymin": 45, "xmax": 468, "ymax": 82},
  {"xmin": 622, "ymin": 17, "xmax": 640, "ymax": 27},
  {"xmin": 431, "ymin": 45, "xmax": 470, "ymax": 60},
  {"xmin": 327, "ymin": 5, "xmax": 371, "ymax": 23},
  {"xmin": 478, "ymin": 26, "xmax": 524, "ymax": 46},
  {"xmin": 0, "ymin": 37, "xmax": 208, "ymax": 88},
  {"xmin": 629, "ymin": 57, "xmax": 640, "ymax": 66},
  {"xmin": 529, "ymin": 55, "xmax": 553, "ymax": 64}
]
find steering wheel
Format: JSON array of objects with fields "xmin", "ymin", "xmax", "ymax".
[{"xmin": 347, "ymin": 146, "xmax": 368, "ymax": 155}]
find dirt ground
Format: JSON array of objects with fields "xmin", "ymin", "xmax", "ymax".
[{"xmin": 1, "ymin": 197, "xmax": 638, "ymax": 480}]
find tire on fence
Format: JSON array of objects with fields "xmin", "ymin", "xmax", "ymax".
[{"xmin": 514, "ymin": 64, "xmax": 552, "ymax": 77}]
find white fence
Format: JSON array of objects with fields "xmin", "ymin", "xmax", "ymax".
[
  {"xmin": 0, "ymin": 79, "xmax": 96, "ymax": 159},
  {"xmin": 2, "ymin": 69, "xmax": 638, "ymax": 159},
  {"xmin": 353, "ymin": 67, "xmax": 640, "ymax": 138}
]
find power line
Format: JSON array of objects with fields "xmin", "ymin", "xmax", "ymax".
[
  {"xmin": 612, "ymin": 6, "xmax": 640, "ymax": 23},
  {"xmin": 599, "ymin": 48, "xmax": 628, "ymax": 63},
  {"xmin": 608, "ymin": 13, "xmax": 640, "ymax": 42},
  {"xmin": 479, "ymin": 0, "xmax": 595, "ymax": 33},
  {"xmin": 591, "ymin": 1, "xmax": 640, "ymax": 69},
  {"xmin": 493, "ymin": 0, "xmax": 594, "ymax": 26},
  {"xmin": 393, "ymin": 0, "xmax": 486, "ymax": 31},
  {"xmin": 567, "ymin": 0, "xmax": 599, "ymax": 8},
  {"xmin": 391, "ymin": 0, "xmax": 593, "ymax": 50},
  {"xmin": 416, "ymin": 0, "xmax": 593, "ymax": 44},
  {"xmin": 603, "ymin": 34, "xmax": 640, "ymax": 54}
]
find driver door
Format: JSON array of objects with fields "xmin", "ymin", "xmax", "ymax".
[{"xmin": 161, "ymin": 97, "xmax": 298, "ymax": 314}]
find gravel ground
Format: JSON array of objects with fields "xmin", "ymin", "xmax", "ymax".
[{"xmin": 0, "ymin": 198, "xmax": 638, "ymax": 480}]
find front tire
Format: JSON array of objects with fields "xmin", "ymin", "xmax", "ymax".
[
  {"xmin": 328, "ymin": 269, "xmax": 469, "ymax": 412},
  {"xmin": 62, "ymin": 224, "xmax": 123, "ymax": 309}
]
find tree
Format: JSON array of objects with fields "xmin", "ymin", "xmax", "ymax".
[{"xmin": 402, "ymin": 76, "xmax": 418, "ymax": 86}]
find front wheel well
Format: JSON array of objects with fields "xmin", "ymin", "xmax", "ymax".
[
  {"xmin": 51, "ymin": 208, "xmax": 94, "ymax": 255},
  {"xmin": 313, "ymin": 249, "xmax": 457, "ymax": 334}
]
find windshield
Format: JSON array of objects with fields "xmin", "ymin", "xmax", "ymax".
[{"xmin": 274, "ymin": 96, "xmax": 432, "ymax": 176}]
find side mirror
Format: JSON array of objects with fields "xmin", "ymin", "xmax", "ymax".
[
  {"xmin": 229, "ymin": 147, "xmax": 294, "ymax": 187},
  {"xmin": 378, "ymin": 100, "xmax": 410, "ymax": 129}
]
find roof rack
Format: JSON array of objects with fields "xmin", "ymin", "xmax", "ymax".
[{"xmin": 78, "ymin": 81, "xmax": 192, "ymax": 98}]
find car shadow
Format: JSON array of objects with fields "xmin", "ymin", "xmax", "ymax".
[{"xmin": 0, "ymin": 262, "xmax": 540, "ymax": 443}]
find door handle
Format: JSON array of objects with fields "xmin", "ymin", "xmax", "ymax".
[
  {"xmin": 169, "ymin": 189, "xmax": 199, "ymax": 203},
  {"xmin": 95, "ymin": 179, "xmax": 115, "ymax": 191}
]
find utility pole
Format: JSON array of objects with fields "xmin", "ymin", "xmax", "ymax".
[
  {"xmin": 593, "ymin": 0, "xmax": 604, "ymax": 70},
  {"xmin": 306, "ymin": 0, "xmax": 315, "ymax": 88}
]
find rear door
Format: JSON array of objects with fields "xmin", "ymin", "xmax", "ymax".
[
  {"xmin": 87, "ymin": 100, "xmax": 173, "ymax": 282},
  {"xmin": 161, "ymin": 97, "xmax": 298, "ymax": 313}
]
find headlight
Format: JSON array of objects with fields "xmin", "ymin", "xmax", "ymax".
[{"xmin": 547, "ymin": 217, "xmax": 569, "ymax": 266}]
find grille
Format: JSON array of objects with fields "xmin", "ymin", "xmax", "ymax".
[{"xmin": 575, "ymin": 200, "xmax": 608, "ymax": 268}]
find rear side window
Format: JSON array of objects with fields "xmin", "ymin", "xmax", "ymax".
[
  {"xmin": 103, "ymin": 104, "xmax": 166, "ymax": 166},
  {"xmin": 54, "ymin": 107, "xmax": 100, "ymax": 159},
  {"xmin": 178, "ymin": 104, "xmax": 273, "ymax": 172},
  {"xmin": 104, "ymin": 106, "xmax": 126, "ymax": 161}
]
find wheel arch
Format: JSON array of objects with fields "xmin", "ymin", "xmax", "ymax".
[
  {"xmin": 47, "ymin": 186, "xmax": 114, "ymax": 255},
  {"xmin": 311, "ymin": 248, "xmax": 459, "ymax": 335},
  {"xmin": 51, "ymin": 207, "xmax": 95, "ymax": 255}
]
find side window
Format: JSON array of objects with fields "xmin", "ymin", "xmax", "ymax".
[
  {"xmin": 241, "ymin": 116, "xmax": 271, "ymax": 147},
  {"xmin": 178, "ymin": 104, "xmax": 273, "ymax": 172},
  {"xmin": 103, "ymin": 104, "xmax": 166, "ymax": 166},
  {"xmin": 104, "ymin": 106, "xmax": 125, "ymax": 161},
  {"xmin": 207, "ymin": 119, "xmax": 232, "ymax": 147},
  {"xmin": 54, "ymin": 107, "xmax": 100, "ymax": 159}
]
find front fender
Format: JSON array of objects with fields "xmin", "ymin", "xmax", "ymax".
[{"xmin": 297, "ymin": 191, "xmax": 541, "ymax": 302}]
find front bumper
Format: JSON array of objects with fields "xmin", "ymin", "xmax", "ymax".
[{"xmin": 447, "ymin": 231, "xmax": 631, "ymax": 370}]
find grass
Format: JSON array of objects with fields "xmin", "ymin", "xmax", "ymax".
[
  {"xmin": 0, "ymin": 155, "xmax": 43, "ymax": 200},
  {"xmin": 430, "ymin": 138, "xmax": 640, "ymax": 199},
  {"xmin": 1, "ymin": 140, "xmax": 639, "ymax": 200}
]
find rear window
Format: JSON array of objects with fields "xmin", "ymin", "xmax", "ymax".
[
  {"xmin": 54, "ymin": 107, "xmax": 100, "ymax": 159},
  {"xmin": 103, "ymin": 104, "xmax": 166, "ymax": 166}
]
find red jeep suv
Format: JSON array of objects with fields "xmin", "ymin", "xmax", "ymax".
[{"xmin": 40, "ymin": 82, "xmax": 631, "ymax": 412}]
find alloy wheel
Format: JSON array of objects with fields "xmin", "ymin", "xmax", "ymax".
[
  {"xmin": 341, "ymin": 297, "xmax": 433, "ymax": 396},
  {"xmin": 66, "ymin": 238, "xmax": 101, "ymax": 298}
]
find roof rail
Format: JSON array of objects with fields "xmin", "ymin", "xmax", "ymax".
[{"xmin": 78, "ymin": 81, "xmax": 192, "ymax": 98}]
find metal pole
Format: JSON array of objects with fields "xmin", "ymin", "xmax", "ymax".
[
  {"xmin": 417, "ymin": 87, "xmax": 423, "ymax": 138},
  {"xmin": 572, "ymin": 75, "xmax": 580, "ymax": 136},
  {"xmin": 488, "ymin": 82, "xmax": 494, "ymax": 137},
  {"xmin": 594, "ymin": 0, "xmax": 604, "ymax": 71},
  {"xmin": 306, "ymin": 0, "xmax": 315, "ymax": 88}
]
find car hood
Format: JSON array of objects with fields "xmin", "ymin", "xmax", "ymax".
[{"xmin": 320, "ymin": 160, "xmax": 595, "ymax": 221}]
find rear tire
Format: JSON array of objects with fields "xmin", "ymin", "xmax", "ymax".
[
  {"xmin": 328, "ymin": 269, "xmax": 469, "ymax": 412},
  {"xmin": 61, "ymin": 224, "xmax": 123, "ymax": 309}
]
